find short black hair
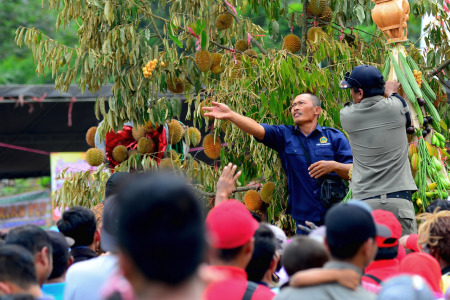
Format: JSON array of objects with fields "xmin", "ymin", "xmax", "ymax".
[
  {"xmin": 245, "ymin": 224, "xmax": 276, "ymax": 282},
  {"xmin": 353, "ymin": 86, "xmax": 385, "ymax": 99},
  {"xmin": 57, "ymin": 206, "xmax": 97, "ymax": 247},
  {"xmin": 282, "ymin": 236, "xmax": 329, "ymax": 276},
  {"xmin": 117, "ymin": 172, "xmax": 206, "ymax": 286},
  {"xmin": 217, "ymin": 245, "xmax": 244, "ymax": 262},
  {"xmin": 5, "ymin": 225, "xmax": 53, "ymax": 256},
  {"xmin": 0, "ymin": 245, "xmax": 38, "ymax": 290},
  {"xmin": 327, "ymin": 239, "xmax": 366, "ymax": 259},
  {"xmin": 375, "ymin": 245, "xmax": 399, "ymax": 260},
  {"xmin": 426, "ymin": 199, "xmax": 450, "ymax": 213}
]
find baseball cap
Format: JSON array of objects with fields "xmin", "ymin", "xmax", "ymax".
[
  {"xmin": 377, "ymin": 275, "xmax": 434, "ymax": 300},
  {"xmin": 105, "ymin": 172, "xmax": 130, "ymax": 198},
  {"xmin": 372, "ymin": 209, "xmax": 402, "ymax": 248},
  {"xmin": 325, "ymin": 200, "xmax": 391, "ymax": 247},
  {"xmin": 339, "ymin": 65, "xmax": 385, "ymax": 89},
  {"xmin": 267, "ymin": 224, "xmax": 287, "ymax": 255},
  {"xmin": 100, "ymin": 195, "xmax": 121, "ymax": 252},
  {"xmin": 206, "ymin": 200, "xmax": 259, "ymax": 249},
  {"xmin": 45, "ymin": 230, "xmax": 74, "ymax": 257}
]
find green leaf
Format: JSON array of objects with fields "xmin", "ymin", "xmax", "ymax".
[
  {"xmin": 169, "ymin": 34, "xmax": 183, "ymax": 48},
  {"xmin": 201, "ymin": 30, "xmax": 208, "ymax": 50},
  {"xmin": 355, "ymin": 5, "xmax": 365, "ymax": 24}
]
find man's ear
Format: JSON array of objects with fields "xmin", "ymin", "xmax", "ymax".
[
  {"xmin": 38, "ymin": 246, "xmax": 50, "ymax": 268},
  {"xmin": 67, "ymin": 255, "xmax": 75, "ymax": 270},
  {"xmin": 94, "ymin": 229, "xmax": 101, "ymax": 242},
  {"xmin": 315, "ymin": 106, "xmax": 322, "ymax": 116}
]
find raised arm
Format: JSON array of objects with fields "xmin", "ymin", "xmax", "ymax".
[{"xmin": 203, "ymin": 102, "xmax": 265, "ymax": 140}]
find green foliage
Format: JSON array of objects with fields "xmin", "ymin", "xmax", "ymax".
[{"xmin": 17, "ymin": 0, "xmax": 450, "ymax": 232}]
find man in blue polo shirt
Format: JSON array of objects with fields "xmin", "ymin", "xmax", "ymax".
[{"xmin": 203, "ymin": 93, "xmax": 353, "ymax": 234}]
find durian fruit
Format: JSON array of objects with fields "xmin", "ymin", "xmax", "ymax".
[
  {"xmin": 200, "ymin": 99, "xmax": 214, "ymax": 120},
  {"xmin": 243, "ymin": 49, "xmax": 258, "ymax": 63},
  {"xmin": 260, "ymin": 182, "xmax": 276, "ymax": 204},
  {"xmin": 215, "ymin": 13, "xmax": 233, "ymax": 30},
  {"xmin": 144, "ymin": 120, "xmax": 157, "ymax": 133},
  {"xmin": 283, "ymin": 34, "xmax": 301, "ymax": 54},
  {"xmin": 210, "ymin": 53, "xmax": 225, "ymax": 74},
  {"xmin": 167, "ymin": 149, "xmax": 180, "ymax": 161},
  {"xmin": 307, "ymin": 27, "xmax": 326, "ymax": 47},
  {"xmin": 132, "ymin": 125, "xmax": 147, "ymax": 141},
  {"xmin": 307, "ymin": 0, "xmax": 327, "ymax": 16},
  {"xmin": 128, "ymin": 149, "xmax": 139, "ymax": 157},
  {"xmin": 230, "ymin": 60, "xmax": 243, "ymax": 79},
  {"xmin": 86, "ymin": 148, "xmax": 104, "ymax": 166},
  {"xmin": 220, "ymin": 120, "xmax": 230, "ymax": 133},
  {"xmin": 195, "ymin": 50, "xmax": 212, "ymax": 72},
  {"xmin": 203, "ymin": 134, "xmax": 222, "ymax": 159},
  {"xmin": 168, "ymin": 119, "xmax": 184, "ymax": 145},
  {"xmin": 244, "ymin": 190, "xmax": 263, "ymax": 211},
  {"xmin": 137, "ymin": 137, "xmax": 155, "ymax": 154},
  {"xmin": 320, "ymin": 6, "xmax": 333, "ymax": 22},
  {"xmin": 159, "ymin": 158, "xmax": 175, "ymax": 169},
  {"xmin": 112, "ymin": 145, "xmax": 128, "ymax": 163},
  {"xmin": 86, "ymin": 127, "xmax": 97, "ymax": 147},
  {"xmin": 166, "ymin": 76, "xmax": 185, "ymax": 94},
  {"xmin": 187, "ymin": 127, "xmax": 202, "ymax": 147},
  {"xmin": 235, "ymin": 39, "xmax": 249, "ymax": 52},
  {"xmin": 183, "ymin": 159, "xmax": 199, "ymax": 177}
]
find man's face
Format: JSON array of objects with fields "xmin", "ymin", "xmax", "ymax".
[
  {"xmin": 290, "ymin": 94, "xmax": 320, "ymax": 125},
  {"xmin": 350, "ymin": 87, "xmax": 364, "ymax": 103}
]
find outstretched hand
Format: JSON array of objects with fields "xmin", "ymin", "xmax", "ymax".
[
  {"xmin": 215, "ymin": 163, "xmax": 242, "ymax": 206},
  {"xmin": 203, "ymin": 101, "xmax": 233, "ymax": 120}
]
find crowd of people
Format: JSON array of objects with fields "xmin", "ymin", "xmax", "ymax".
[{"xmin": 0, "ymin": 65, "xmax": 449, "ymax": 300}]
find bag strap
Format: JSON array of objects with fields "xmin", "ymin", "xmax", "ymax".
[
  {"xmin": 363, "ymin": 274, "xmax": 383, "ymax": 285},
  {"xmin": 391, "ymin": 93, "xmax": 412, "ymax": 128},
  {"xmin": 242, "ymin": 281, "xmax": 259, "ymax": 300},
  {"xmin": 296, "ymin": 134, "xmax": 311, "ymax": 166}
]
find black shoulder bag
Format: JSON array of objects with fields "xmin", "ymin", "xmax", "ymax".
[{"xmin": 296, "ymin": 134, "xmax": 348, "ymax": 208}]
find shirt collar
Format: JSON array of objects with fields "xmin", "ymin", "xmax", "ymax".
[
  {"xmin": 294, "ymin": 124, "xmax": 322, "ymax": 136},
  {"xmin": 324, "ymin": 260, "xmax": 364, "ymax": 274}
]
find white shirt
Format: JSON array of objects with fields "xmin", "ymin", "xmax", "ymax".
[{"xmin": 64, "ymin": 254, "xmax": 118, "ymax": 300}]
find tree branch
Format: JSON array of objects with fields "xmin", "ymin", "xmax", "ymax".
[
  {"xmin": 301, "ymin": 0, "xmax": 308, "ymax": 55},
  {"xmin": 149, "ymin": 14, "xmax": 164, "ymax": 45},
  {"xmin": 192, "ymin": 185, "xmax": 259, "ymax": 198},
  {"xmin": 429, "ymin": 58, "xmax": 450, "ymax": 77}
]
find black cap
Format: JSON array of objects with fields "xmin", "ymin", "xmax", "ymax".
[
  {"xmin": 100, "ymin": 195, "xmax": 120, "ymax": 252},
  {"xmin": 325, "ymin": 200, "xmax": 391, "ymax": 247},
  {"xmin": 339, "ymin": 65, "xmax": 385, "ymax": 89},
  {"xmin": 45, "ymin": 230, "xmax": 74, "ymax": 258},
  {"xmin": 105, "ymin": 172, "xmax": 130, "ymax": 198}
]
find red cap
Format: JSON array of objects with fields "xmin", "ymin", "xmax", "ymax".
[
  {"xmin": 206, "ymin": 200, "xmax": 259, "ymax": 249},
  {"xmin": 372, "ymin": 209, "xmax": 402, "ymax": 248},
  {"xmin": 405, "ymin": 233, "xmax": 421, "ymax": 252}
]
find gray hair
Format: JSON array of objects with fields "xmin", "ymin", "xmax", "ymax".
[{"xmin": 304, "ymin": 93, "xmax": 321, "ymax": 107}]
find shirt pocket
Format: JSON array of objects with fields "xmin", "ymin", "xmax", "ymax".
[
  {"xmin": 315, "ymin": 146, "xmax": 334, "ymax": 158},
  {"xmin": 285, "ymin": 147, "xmax": 308, "ymax": 170}
]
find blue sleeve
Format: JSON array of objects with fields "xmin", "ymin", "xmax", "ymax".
[
  {"xmin": 332, "ymin": 131, "xmax": 353, "ymax": 164},
  {"xmin": 254, "ymin": 124, "xmax": 285, "ymax": 152}
]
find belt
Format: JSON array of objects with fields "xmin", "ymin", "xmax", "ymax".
[{"xmin": 362, "ymin": 190, "xmax": 412, "ymax": 201}]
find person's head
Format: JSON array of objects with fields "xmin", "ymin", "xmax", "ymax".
[
  {"xmin": 45, "ymin": 230, "xmax": 74, "ymax": 281},
  {"xmin": 399, "ymin": 253, "xmax": 442, "ymax": 294},
  {"xmin": 117, "ymin": 172, "xmax": 206, "ymax": 294},
  {"xmin": 206, "ymin": 199, "xmax": 259, "ymax": 269},
  {"xmin": 372, "ymin": 210, "xmax": 402, "ymax": 260},
  {"xmin": 325, "ymin": 201, "xmax": 390, "ymax": 268},
  {"xmin": 91, "ymin": 172, "xmax": 131, "ymax": 233},
  {"xmin": 281, "ymin": 236, "xmax": 329, "ymax": 276},
  {"xmin": 340, "ymin": 65, "xmax": 385, "ymax": 103},
  {"xmin": 245, "ymin": 224, "xmax": 277, "ymax": 282},
  {"xmin": 417, "ymin": 210, "xmax": 450, "ymax": 266},
  {"xmin": 377, "ymin": 275, "xmax": 434, "ymax": 300},
  {"xmin": 425, "ymin": 199, "xmax": 450, "ymax": 213},
  {"xmin": 4, "ymin": 225, "xmax": 53, "ymax": 286},
  {"xmin": 290, "ymin": 93, "xmax": 321, "ymax": 126},
  {"xmin": 57, "ymin": 206, "xmax": 99, "ymax": 248},
  {"xmin": 267, "ymin": 224, "xmax": 287, "ymax": 272},
  {"xmin": 0, "ymin": 245, "xmax": 39, "ymax": 295},
  {"xmin": 100, "ymin": 195, "xmax": 121, "ymax": 253}
]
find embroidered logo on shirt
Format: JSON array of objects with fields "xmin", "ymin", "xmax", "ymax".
[{"xmin": 319, "ymin": 136, "xmax": 328, "ymax": 144}]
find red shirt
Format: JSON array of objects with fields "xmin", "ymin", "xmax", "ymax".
[
  {"xmin": 203, "ymin": 266, "xmax": 275, "ymax": 300},
  {"xmin": 362, "ymin": 259, "xmax": 400, "ymax": 286}
]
